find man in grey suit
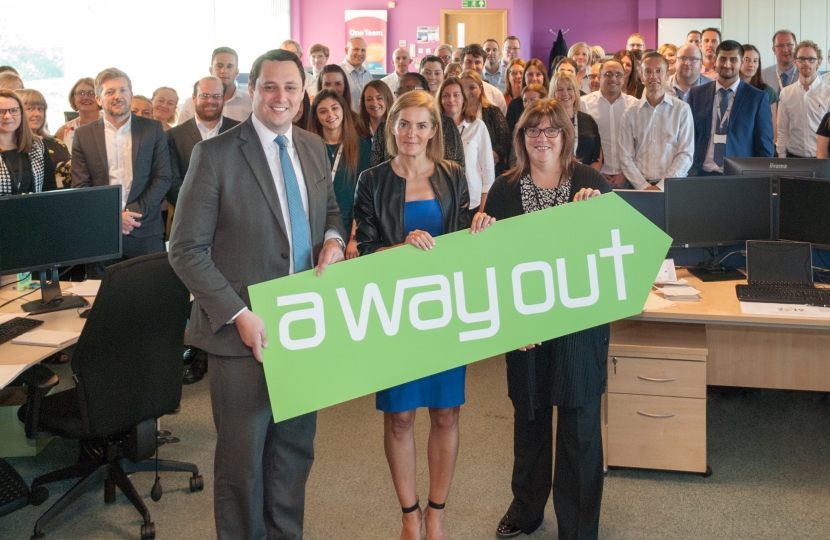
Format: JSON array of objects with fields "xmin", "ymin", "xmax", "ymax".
[
  {"xmin": 168, "ymin": 49, "xmax": 346, "ymax": 540},
  {"xmin": 71, "ymin": 67, "xmax": 171, "ymax": 261}
]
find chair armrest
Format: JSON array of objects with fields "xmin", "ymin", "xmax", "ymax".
[
  {"xmin": 9, "ymin": 364, "xmax": 59, "ymax": 391},
  {"xmin": 14, "ymin": 365, "xmax": 59, "ymax": 440}
]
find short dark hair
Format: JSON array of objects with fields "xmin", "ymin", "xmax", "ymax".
[
  {"xmin": 397, "ymin": 72, "xmax": 430, "ymax": 94},
  {"xmin": 503, "ymin": 36, "xmax": 520, "ymax": 46},
  {"xmin": 642, "ymin": 51, "xmax": 668, "ymax": 70},
  {"xmin": 772, "ymin": 30, "xmax": 797, "ymax": 45},
  {"xmin": 701, "ymin": 27, "xmax": 722, "ymax": 40},
  {"xmin": 483, "ymin": 38, "xmax": 499, "ymax": 48},
  {"xmin": 249, "ymin": 49, "xmax": 305, "ymax": 88},
  {"xmin": 716, "ymin": 40, "xmax": 744, "ymax": 57},
  {"xmin": 420, "ymin": 55, "xmax": 445, "ymax": 70},
  {"xmin": 462, "ymin": 44, "xmax": 486, "ymax": 62},
  {"xmin": 687, "ymin": 30, "xmax": 700, "ymax": 37},
  {"xmin": 212, "ymin": 46, "xmax": 239, "ymax": 65}
]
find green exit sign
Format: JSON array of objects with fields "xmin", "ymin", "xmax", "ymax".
[{"xmin": 462, "ymin": 0, "xmax": 486, "ymax": 7}]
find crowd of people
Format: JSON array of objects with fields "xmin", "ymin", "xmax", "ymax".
[{"xmin": 1, "ymin": 25, "xmax": 829, "ymax": 540}]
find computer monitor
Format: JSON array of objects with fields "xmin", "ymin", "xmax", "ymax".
[
  {"xmin": 664, "ymin": 176, "xmax": 773, "ymax": 249},
  {"xmin": 778, "ymin": 176, "xmax": 830, "ymax": 249},
  {"xmin": 724, "ymin": 157, "xmax": 830, "ymax": 188},
  {"xmin": 0, "ymin": 185, "xmax": 122, "ymax": 314},
  {"xmin": 613, "ymin": 189, "xmax": 665, "ymax": 232}
]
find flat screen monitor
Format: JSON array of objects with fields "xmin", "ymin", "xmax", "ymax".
[
  {"xmin": 724, "ymin": 157, "xmax": 830, "ymax": 190},
  {"xmin": 0, "ymin": 185, "xmax": 122, "ymax": 314},
  {"xmin": 664, "ymin": 176, "xmax": 773, "ymax": 249},
  {"xmin": 778, "ymin": 176, "xmax": 830, "ymax": 249},
  {"xmin": 614, "ymin": 189, "xmax": 665, "ymax": 232}
]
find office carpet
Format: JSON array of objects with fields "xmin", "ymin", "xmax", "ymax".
[{"xmin": 3, "ymin": 355, "xmax": 830, "ymax": 540}]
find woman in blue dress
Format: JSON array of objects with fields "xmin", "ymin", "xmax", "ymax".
[{"xmin": 354, "ymin": 90, "xmax": 495, "ymax": 540}]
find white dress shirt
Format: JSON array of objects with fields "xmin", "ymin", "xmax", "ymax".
[
  {"xmin": 483, "ymin": 63, "xmax": 506, "ymax": 92},
  {"xmin": 581, "ymin": 91, "xmax": 638, "ymax": 175},
  {"xmin": 482, "ymin": 81, "xmax": 508, "ymax": 115},
  {"xmin": 776, "ymin": 76, "xmax": 830, "ymax": 157},
  {"xmin": 821, "ymin": 71, "xmax": 830, "ymax": 87},
  {"xmin": 178, "ymin": 87, "xmax": 252, "ymax": 124},
  {"xmin": 665, "ymin": 73, "xmax": 715, "ymax": 102},
  {"xmin": 340, "ymin": 60, "xmax": 373, "ymax": 112},
  {"xmin": 195, "ymin": 115, "xmax": 224, "ymax": 141},
  {"xmin": 762, "ymin": 64, "xmax": 798, "ymax": 95},
  {"xmin": 702, "ymin": 78, "xmax": 740, "ymax": 173},
  {"xmin": 306, "ymin": 69, "xmax": 322, "ymax": 99},
  {"xmin": 618, "ymin": 93, "xmax": 694, "ymax": 190},
  {"xmin": 457, "ymin": 118, "xmax": 495, "ymax": 209},
  {"xmin": 380, "ymin": 72, "xmax": 401, "ymax": 95},
  {"xmin": 103, "ymin": 115, "xmax": 133, "ymax": 209}
]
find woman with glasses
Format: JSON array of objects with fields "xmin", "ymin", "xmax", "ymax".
[
  {"xmin": 55, "ymin": 77, "xmax": 101, "ymax": 153},
  {"xmin": 549, "ymin": 72, "xmax": 602, "ymax": 171},
  {"xmin": 18, "ymin": 89, "xmax": 71, "ymax": 188},
  {"xmin": 740, "ymin": 44, "xmax": 778, "ymax": 142},
  {"xmin": 354, "ymin": 90, "xmax": 493, "ymax": 540},
  {"xmin": 486, "ymin": 97, "xmax": 610, "ymax": 540},
  {"xmin": 503, "ymin": 59, "xmax": 527, "ymax": 106},
  {"xmin": 0, "ymin": 89, "xmax": 57, "ymax": 195}
]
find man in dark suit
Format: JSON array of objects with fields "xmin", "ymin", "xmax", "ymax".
[
  {"xmin": 168, "ymin": 49, "xmax": 346, "ymax": 540},
  {"xmin": 71, "ymin": 68, "xmax": 171, "ymax": 261},
  {"xmin": 166, "ymin": 76, "xmax": 240, "ymax": 206},
  {"xmin": 688, "ymin": 40, "xmax": 775, "ymax": 176},
  {"xmin": 167, "ymin": 76, "xmax": 240, "ymax": 384}
]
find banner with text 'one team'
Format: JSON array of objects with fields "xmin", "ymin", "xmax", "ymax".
[{"xmin": 250, "ymin": 193, "xmax": 672, "ymax": 422}]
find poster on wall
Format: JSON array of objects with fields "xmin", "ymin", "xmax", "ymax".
[
  {"xmin": 415, "ymin": 26, "xmax": 441, "ymax": 65},
  {"xmin": 345, "ymin": 10, "xmax": 387, "ymax": 75}
]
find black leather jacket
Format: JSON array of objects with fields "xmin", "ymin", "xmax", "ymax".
[{"xmin": 354, "ymin": 160, "xmax": 471, "ymax": 255}]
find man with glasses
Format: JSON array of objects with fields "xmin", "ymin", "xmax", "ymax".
[
  {"xmin": 435, "ymin": 44, "xmax": 454, "ymax": 68},
  {"xmin": 179, "ymin": 47, "xmax": 252, "ymax": 124},
  {"xmin": 483, "ymin": 39, "xmax": 506, "ymax": 91},
  {"xmin": 166, "ymin": 76, "xmax": 240, "ymax": 385},
  {"xmin": 627, "ymin": 33, "xmax": 645, "ymax": 52},
  {"xmin": 619, "ymin": 52, "xmax": 694, "ymax": 190},
  {"xmin": 665, "ymin": 43, "xmax": 714, "ymax": 102},
  {"xmin": 340, "ymin": 37, "xmax": 373, "ymax": 111},
  {"xmin": 762, "ymin": 30, "xmax": 798, "ymax": 95},
  {"xmin": 688, "ymin": 41, "xmax": 774, "ymax": 176},
  {"xmin": 581, "ymin": 59, "xmax": 638, "ymax": 188},
  {"xmin": 777, "ymin": 40, "xmax": 830, "ymax": 157}
]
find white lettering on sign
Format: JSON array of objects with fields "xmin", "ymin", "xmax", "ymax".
[
  {"xmin": 599, "ymin": 229, "xmax": 635, "ymax": 300},
  {"xmin": 511, "ymin": 261, "xmax": 555, "ymax": 315},
  {"xmin": 454, "ymin": 267, "xmax": 500, "ymax": 342},
  {"xmin": 277, "ymin": 293, "xmax": 325, "ymax": 350},
  {"xmin": 556, "ymin": 255, "xmax": 599, "ymax": 308},
  {"xmin": 348, "ymin": 29, "xmax": 384, "ymax": 37}
]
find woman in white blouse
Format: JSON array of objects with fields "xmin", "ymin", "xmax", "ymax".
[{"xmin": 437, "ymin": 76, "xmax": 495, "ymax": 215}]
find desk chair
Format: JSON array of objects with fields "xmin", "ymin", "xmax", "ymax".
[{"xmin": 18, "ymin": 253, "xmax": 203, "ymax": 540}]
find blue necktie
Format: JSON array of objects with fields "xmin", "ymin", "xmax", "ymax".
[
  {"xmin": 780, "ymin": 71, "xmax": 789, "ymax": 88},
  {"xmin": 714, "ymin": 88, "xmax": 731, "ymax": 167},
  {"xmin": 275, "ymin": 135, "xmax": 312, "ymax": 273}
]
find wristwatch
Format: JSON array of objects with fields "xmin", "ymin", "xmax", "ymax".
[{"xmin": 331, "ymin": 236, "xmax": 346, "ymax": 252}]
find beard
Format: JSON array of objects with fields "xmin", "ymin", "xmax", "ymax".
[
  {"xmin": 104, "ymin": 102, "xmax": 129, "ymax": 118},
  {"xmin": 196, "ymin": 102, "xmax": 223, "ymax": 122}
]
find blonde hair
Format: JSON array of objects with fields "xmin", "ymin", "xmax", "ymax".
[
  {"xmin": 444, "ymin": 62, "xmax": 462, "ymax": 78},
  {"xmin": 549, "ymin": 72, "xmax": 582, "ymax": 113},
  {"xmin": 385, "ymin": 91, "xmax": 444, "ymax": 162},
  {"xmin": 152, "ymin": 86, "xmax": 179, "ymax": 124},
  {"xmin": 94, "ymin": 68, "xmax": 132, "ymax": 97},
  {"xmin": 507, "ymin": 98, "xmax": 576, "ymax": 183},
  {"xmin": 0, "ymin": 89, "xmax": 34, "ymax": 153},
  {"xmin": 16, "ymin": 88, "xmax": 48, "ymax": 137},
  {"xmin": 568, "ymin": 42, "xmax": 592, "ymax": 67},
  {"xmin": 0, "ymin": 72, "xmax": 24, "ymax": 90},
  {"xmin": 503, "ymin": 58, "xmax": 527, "ymax": 99},
  {"xmin": 459, "ymin": 69, "xmax": 493, "ymax": 109},
  {"xmin": 308, "ymin": 43, "xmax": 330, "ymax": 57}
]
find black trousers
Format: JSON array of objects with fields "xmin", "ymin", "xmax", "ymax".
[{"xmin": 507, "ymin": 393, "xmax": 604, "ymax": 540}]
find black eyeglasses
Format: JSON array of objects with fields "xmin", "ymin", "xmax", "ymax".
[
  {"xmin": 524, "ymin": 127, "xmax": 562, "ymax": 138},
  {"xmin": 197, "ymin": 93, "xmax": 224, "ymax": 100},
  {"xmin": 0, "ymin": 107, "xmax": 22, "ymax": 117},
  {"xmin": 74, "ymin": 90, "xmax": 95, "ymax": 97}
]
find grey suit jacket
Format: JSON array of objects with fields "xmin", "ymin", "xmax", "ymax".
[
  {"xmin": 165, "ymin": 116, "xmax": 240, "ymax": 205},
  {"xmin": 168, "ymin": 118, "xmax": 346, "ymax": 357},
  {"xmin": 71, "ymin": 113, "xmax": 171, "ymax": 238}
]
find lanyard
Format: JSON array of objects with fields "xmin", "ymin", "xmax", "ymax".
[
  {"xmin": 715, "ymin": 89, "xmax": 733, "ymax": 134},
  {"xmin": 329, "ymin": 144, "xmax": 343, "ymax": 178}
]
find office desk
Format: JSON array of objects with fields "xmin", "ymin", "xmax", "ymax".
[{"xmin": 624, "ymin": 270, "xmax": 830, "ymax": 391}]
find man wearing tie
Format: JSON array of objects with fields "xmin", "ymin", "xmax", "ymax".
[
  {"xmin": 687, "ymin": 41, "xmax": 774, "ymax": 176},
  {"xmin": 169, "ymin": 49, "xmax": 346, "ymax": 540}
]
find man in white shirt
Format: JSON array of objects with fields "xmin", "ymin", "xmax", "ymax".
[
  {"xmin": 582, "ymin": 59, "xmax": 638, "ymax": 188},
  {"xmin": 777, "ymin": 40, "xmax": 830, "ymax": 157},
  {"xmin": 462, "ymin": 44, "xmax": 508, "ymax": 114},
  {"xmin": 627, "ymin": 33, "xmax": 645, "ymax": 52},
  {"xmin": 179, "ymin": 47, "xmax": 252, "ymax": 124},
  {"xmin": 305, "ymin": 44, "xmax": 329, "ymax": 100},
  {"xmin": 381, "ymin": 48, "xmax": 412, "ymax": 95},
  {"xmin": 482, "ymin": 39, "xmax": 506, "ymax": 92},
  {"xmin": 619, "ymin": 52, "xmax": 694, "ymax": 190},
  {"xmin": 700, "ymin": 28, "xmax": 720, "ymax": 78},
  {"xmin": 762, "ymin": 30, "xmax": 799, "ymax": 95},
  {"xmin": 666, "ymin": 43, "xmax": 714, "ymax": 102},
  {"xmin": 340, "ymin": 37, "xmax": 373, "ymax": 111},
  {"xmin": 435, "ymin": 44, "xmax": 454, "ymax": 68}
]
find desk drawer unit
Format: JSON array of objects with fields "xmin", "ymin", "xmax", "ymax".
[{"xmin": 608, "ymin": 356, "xmax": 706, "ymax": 399}]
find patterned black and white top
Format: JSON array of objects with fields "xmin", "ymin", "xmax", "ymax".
[{"xmin": 519, "ymin": 173, "xmax": 571, "ymax": 214}]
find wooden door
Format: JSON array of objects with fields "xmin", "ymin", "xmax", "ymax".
[{"xmin": 440, "ymin": 10, "xmax": 508, "ymax": 51}]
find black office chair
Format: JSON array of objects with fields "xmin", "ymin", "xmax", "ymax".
[{"xmin": 18, "ymin": 253, "xmax": 203, "ymax": 540}]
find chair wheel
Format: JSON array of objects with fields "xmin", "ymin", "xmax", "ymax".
[
  {"xmin": 701, "ymin": 465, "xmax": 713, "ymax": 478},
  {"xmin": 141, "ymin": 522, "xmax": 155, "ymax": 539},
  {"xmin": 190, "ymin": 475, "xmax": 204, "ymax": 492},
  {"xmin": 29, "ymin": 486, "xmax": 49, "ymax": 506}
]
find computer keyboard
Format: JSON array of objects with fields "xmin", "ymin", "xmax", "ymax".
[
  {"xmin": 735, "ymin": 284, "xmax": 830, "ymax": 307},
  {"xmin": 0, "ymin": 317, "xmax": 45, "ymax": 346}
]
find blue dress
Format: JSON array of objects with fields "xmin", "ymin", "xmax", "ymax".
[{"xmin": 375, "ymin": 198, "xmax": 467, "ymax": 413}]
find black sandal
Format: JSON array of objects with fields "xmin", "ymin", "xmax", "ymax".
[
  {"xmin": 402, "ymin": 499, "xmax": 421, "ymax": 514},
  {"xmin": 428, "ymin": 500, "xmax": 445, "ymax": 511}
]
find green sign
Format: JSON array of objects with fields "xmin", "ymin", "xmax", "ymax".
[
  {"xmin": 250, "ymin": 193, "xmax": 671, "ymax": 422},
  {"xmin": 462, "ymin": 0, "xmax": 486, "ymax": 7}
]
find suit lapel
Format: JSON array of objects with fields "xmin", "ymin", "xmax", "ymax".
[
  {"xmin": 238, "ymin": 120, "xmax": 288, "ymax": 238},
  {"xmin": 93, "ymin": 120, "xmax": 108, "ymax": 181},
  {"xmin": 131, "ymin": 114, "xmax": 144, "ymax": 167},
  {"xmin": 728, "ymin": 81, "xmax": 747, "ymax": 133},
  {"xmin": 183, "ymin": 120, "xmax": 202, "ymax": 157}
]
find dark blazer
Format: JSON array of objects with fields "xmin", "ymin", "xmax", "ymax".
[
  {"xmin": 71, "ymin": 113, "xmax": 171, "ymax": 239},
  {"xmin": 369, "ymin": 114, "xmax": 465, "ymax": 172},
  {"xmin": 165, "ymin": 116, "xmax": 240, "ymax": 205},
  {"xmin": 168, "ymin": 118, "xmax": 345, "ymax": 357},
  {"xmin": 480, "ymin": 105, "xmax": 511, "ymax": 176},
  {"xmin": 354, "ymin": 160, "xmax": 471, "ymax": 255},
  {"xmin": 486, "ymin": 164, "xmax": 611, "ymax": 410},
  {"xmin": 688, "ymin": 80, "xmax": 775, "ymax": 173}
]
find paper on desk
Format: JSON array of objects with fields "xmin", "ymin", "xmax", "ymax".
[
  {"xmin": 654, "ymin": 259, "xmax": 677, "ymax": 283},
  {"xmin": 65, "ymin": 280, "xmax": 101, "ymax": 297},
  {"xmin": 643, "ymin": 292, "xmax": 676, "ymax": 311},
  {"xmin": 739, "ymin": 302, "xmax": 830, "ymax": 319},
  {"xmin": 656, "ymin": 279, "xmax": 688, "ymax": 286},
  {"xmin": 12, "ymin": 329, "xmax": 81, "ymax": 347},
  {"xmin": 0, "ymin": 364, "xmax": 29, "ymax": 390}
]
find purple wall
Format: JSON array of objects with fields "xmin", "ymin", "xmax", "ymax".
[{"xmin": 292, "ymin": 0, "xmax": 721, "ymax": 72}]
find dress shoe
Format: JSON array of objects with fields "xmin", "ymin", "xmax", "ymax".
[
  {"xmin": 496, "ymin": 514, "xmax": 523, "ymax": 539},
  {"xmin": 182, "ymin": 346, "xmax": 198, "ymax": 365},
  {"xmin": 182, "ymin": 350, "xmax": 208, "ymax": 384}
]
